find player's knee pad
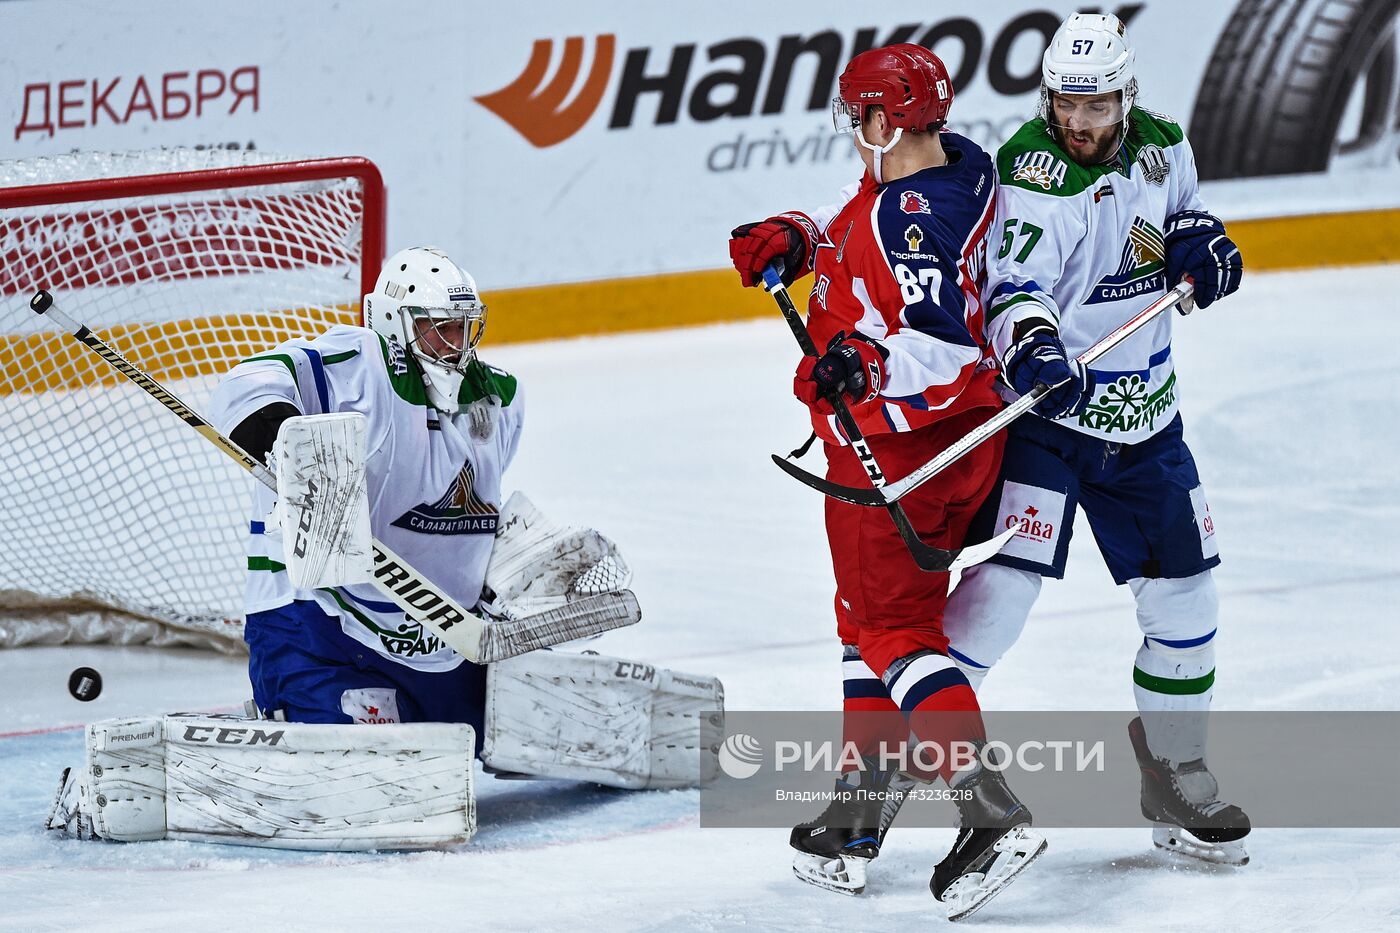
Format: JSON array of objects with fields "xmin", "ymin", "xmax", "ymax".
[
  {"xmin": 482, "ymin": 650, "xmax": 724, "ymax": 789},
  {"xmin": 1130, "ymin": 570, "xmax": 1219, "ymax": 763},
  {"xmin": 943, "ymin": 563, "xmax": 1042, "ymax": 688},
  {"xmin": 48, "ymin": 714, "xmax": 475, "ymax": 849},
  {"xmin": 1131, "ymin": 569, "xmax": 1219, "ymax": 652},
  {"xmin": 1130, "ymin": 570, "xmax": 1219, "ymax": 690}
]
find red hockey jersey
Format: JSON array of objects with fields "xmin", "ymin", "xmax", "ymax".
[{"xmin": 805, "ymin": 132, "xmax": 1001, "ymax": 444}]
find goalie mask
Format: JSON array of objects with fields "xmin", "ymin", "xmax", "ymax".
[{"xmin": 364, "ymin": 247, "xmax": 487, "ymax": 414}]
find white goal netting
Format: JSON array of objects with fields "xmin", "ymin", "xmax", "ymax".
[{"xmin": 0, "ymin": 149, "xmax": 384, "ymax": 652}]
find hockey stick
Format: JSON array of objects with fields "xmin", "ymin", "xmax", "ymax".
[
  {"xmin": 774, "ymin": 280, "xmax": 1196, "ymax": 506},
  {"xmin": 28, "ymin": 289, "xmax": 639, "ymax": 663},
  {"xmin": 761, "ymin": 266, "xmax": 1012, "ymax": 573}
]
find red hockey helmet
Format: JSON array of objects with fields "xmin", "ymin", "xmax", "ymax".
[{"xmin": 834, "ymin": 44, "xmax": 954, "ymax": 134}]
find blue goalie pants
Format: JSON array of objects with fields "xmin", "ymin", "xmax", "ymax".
[
  {"xmin": 245, "ymin": 599, "xmax": 487, "ymax": 743},
  {"xmin": 969, "ymin": 413, "xmax": 1221, "ymax": 584}
]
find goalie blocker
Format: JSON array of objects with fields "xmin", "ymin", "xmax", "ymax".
[
  {"xmin": 273, "ymin": 412, "xmax": 373, "ymax": 590},
  {"xmin": 48, "ymin": 650, "xmax": 722, "ymax": 849}
]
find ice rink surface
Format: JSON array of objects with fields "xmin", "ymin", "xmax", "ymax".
[{"xmin": 2, "ymin": 264, "xmax": 1398, "ymax": 931}]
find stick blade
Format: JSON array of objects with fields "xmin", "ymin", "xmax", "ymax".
[
  {"xmin": 949, "ymin": 526, "xmax": 1018, "ymax": 573},
  {"xmin": 476, "ymin": 590, "xmax": 642, "ymax": 663},
  {"xmin": 771, "ymin": 454, "xmax": 888, "ymax": 506}
]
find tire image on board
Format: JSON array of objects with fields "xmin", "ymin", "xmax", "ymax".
[{"xmin": 1190, "ymin": 0, "xmax": 1399, "ymax": 179}]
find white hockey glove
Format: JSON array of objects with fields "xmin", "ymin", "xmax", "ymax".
[
  {"xmin": 273, "ymin": 413, "xmax": 372, "ymax": 590},
  {"xmin": 481, "ymin": 492, "xmax": 632, "ymax": 620}
]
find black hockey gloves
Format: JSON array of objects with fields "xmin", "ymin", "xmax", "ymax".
[
  {"xmin": 794, "ymin": 332, "xmax": 887, "ymax": 415},
  {"xmin": 1003, "ymin": 325, "xmax": 1094, "ymax": 420},
  {"xmin": 1164, "ymin": 210, "xmax": 1242, "ymax": 310}
]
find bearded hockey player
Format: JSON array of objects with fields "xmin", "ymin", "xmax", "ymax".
[
  {"xmin": 940, "ymin": 13, "xmax": 1250, "ymax": 865},
  {"xmin": 730, "ymin": 46, "xmax": 1044, "ymax": 921},
  {"xmin": 46, "ymin": 247, "xmax": 722, "ymax": 850}
]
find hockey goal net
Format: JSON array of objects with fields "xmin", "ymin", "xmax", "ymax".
[{"xmin": 0, "ymin": 149, "xmax": 385, "ymax": 652}]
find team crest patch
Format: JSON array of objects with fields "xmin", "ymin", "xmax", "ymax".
[
  {"xmin": 385, "ymin": 337, "xmax": 409, "ymax": 376},
  {"xmin": 358, "ymin": 615, "xmax": 447, "ymax": 659},
  {"xmin": 1011, "ymin": 150, "xmax": 1067, "ymax": 191},
  {"xmin": 1078, "ymin": 371, "xmax": 1177, "ymax": 434},
  {"xmin": 904, "ymin": 224, "xmax": 924, "ymax": 253},
  {"xmin": 1137, "ymin": 143, "xmax": 1170, "ymax": 186},
  {"xmin": 899, "ymin": 190, "xmax": 930, "ymax": 214},
  {"xmin": 391, "ymin": 459, "xmax": 498, "ymax": 535},
  {"xmin": 1085, "ymin": 216, "xmax": 1166, "ymax": 304}
]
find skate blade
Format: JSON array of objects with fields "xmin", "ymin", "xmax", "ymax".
[
  {"xmin": 944, "ymin": 827, "xmax": 1048, "ymax": 922},
  {"xmin": 1152, "ymin": 825, "xmax": 1249, "ymax": 866},
  {"xmin": 792, "ymin": 850, "xmax": 869, "ymax": 896}
]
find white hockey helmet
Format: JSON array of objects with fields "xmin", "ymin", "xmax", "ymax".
[
  {"xmin": 1039, "ymin": 13, "xmax": 1137, "ymax": 131},
  {"xmin": 364, "ymin": 246, "xmax": 487, "ymax": 413}
]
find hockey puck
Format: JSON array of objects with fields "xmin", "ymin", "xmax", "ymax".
[{"xmin": 67, "ymin": 667, "xmax": 103, "ymax": 702}]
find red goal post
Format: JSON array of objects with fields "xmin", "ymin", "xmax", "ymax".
[{"xmin": 0, "ymin": 149, "xmax": 386, "ymax": 651}]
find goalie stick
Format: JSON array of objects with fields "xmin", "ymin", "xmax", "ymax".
[
  {"xmin": 28, "ymin": 289, "xmax": 639, "ymax": 663},
  {"xmin": 773, "ymin": 280, "xmax": 1196, "ymax": 507},
  {"xmin": 762, "ymin": 265, "xmax": 1012, "ymax": 573}
]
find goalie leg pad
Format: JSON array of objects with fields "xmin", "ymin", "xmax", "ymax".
[
  {"xmin": 483, "ymin": 651, "xmax": 724, "ymax": 789},
  {"xmin": 58, "ymin": 715, "xmax": 475, "ymax": 850}
]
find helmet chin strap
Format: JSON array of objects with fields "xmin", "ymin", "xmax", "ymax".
[
  {"xmin": 855, "ymin": 125, "xmax": 904, "ymax": 183},
  {"xmin": 421, "ymin": 362, "xmax": 468, "ymax": 414}
]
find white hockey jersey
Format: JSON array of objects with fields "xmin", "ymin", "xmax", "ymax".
[
  {"xmin": 984, "ymin": 109, "xmax": 1206, "ymax": 443},
  {"xmin": 209, "ymin": 325, "xmax": 524, "ymax": 672}
]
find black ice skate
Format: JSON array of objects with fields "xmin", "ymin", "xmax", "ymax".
[
  {"xmin": 790, "ymin": 765, "xmax": 916, "ymax": 895},
  {"xmin": 930, "ymin": 766, "xmax": 1047, "ymax": 922},
  {"xmin": 1129, "ymin": 716, "xmax": 1250, "ymax": 866}
]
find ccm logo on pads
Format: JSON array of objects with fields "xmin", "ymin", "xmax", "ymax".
[
  {"xmin": 182, "ymin": 726, "xmax": 285, "ymax": 746},
  {"xmin": 614, "ymin": 661, "xmax": 656, "ymax": 683}
]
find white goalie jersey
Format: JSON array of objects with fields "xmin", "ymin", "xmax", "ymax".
[{"xmin": 210, "ymin": 325, "xmax": 524, "ymax": 672}]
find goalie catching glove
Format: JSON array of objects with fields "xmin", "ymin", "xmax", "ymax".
[{"xmin": 481, "ymin": 491, "xmax": 632, "ymax": 621}]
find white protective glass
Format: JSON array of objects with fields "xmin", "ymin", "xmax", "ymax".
[
  {"xmin": 1046, "ymin": 91, "xmax": 1125, "ymax": 131},
  {"xmin": 831, "ymin": 97, "xmax": 860, "ymax": 134}
]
